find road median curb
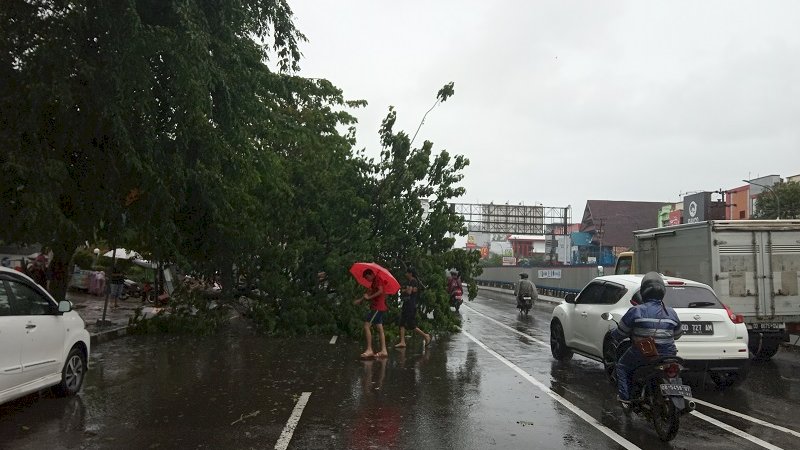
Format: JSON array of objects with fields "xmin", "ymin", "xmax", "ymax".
[
  {"xmin": 477, "ymin": 286, "xmax": 562, "ymax": 305},
  {"xmin": 90, "ymin": 326, "xmax": 129, "ymax": 346}
]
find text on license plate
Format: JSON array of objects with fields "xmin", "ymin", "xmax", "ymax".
[
  {"xmin": 749, "ymin": 323, "xmax": 785, "ymax": 330},
  {"xmin": 681, "ymin": 322, "xmax": 713, "ymax": 335},
  {"xmin": 660, "ymin": 384, "xmax": 692, "ymax": 397}
]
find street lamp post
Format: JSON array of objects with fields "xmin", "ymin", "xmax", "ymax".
[{"xmin": 743, "ymin": 179, "xmax": 781, "ymax": 219}]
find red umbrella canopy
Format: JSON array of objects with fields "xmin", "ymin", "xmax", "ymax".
[{"xmin": 349, "ymin": 262, "xmax": 401, "ymax": 295}]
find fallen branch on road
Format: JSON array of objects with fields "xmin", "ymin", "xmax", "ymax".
[{"xmin": 230, "ymin": 410, "xmax": 260, "ymax": 426}]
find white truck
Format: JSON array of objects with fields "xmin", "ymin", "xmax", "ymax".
[{"xmin": 615, "ymin": 220, "xmax": 800, "ymax": 360}]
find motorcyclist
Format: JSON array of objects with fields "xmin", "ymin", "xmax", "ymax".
[
  {"xmin": 514, "ymin": 273, "xmax": 537, "ymax": 309},
  {"xmin": 611, "ymin": 272, "xmax": 682, "ymax": 405},
  {"xmin": 447, "ymin": 271, "xmax": 463, "ymax": 303}
]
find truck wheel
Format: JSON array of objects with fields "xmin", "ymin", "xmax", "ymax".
[
  {"xmin": 749, "ymin": 336, "xmax": 780, "ymax": 361},
  {"xmin": 710, "ymin": 371, "xmax": 746, "ymax": 389}
]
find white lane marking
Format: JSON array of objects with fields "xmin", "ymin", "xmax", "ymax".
[
  {"xmin": 461, "ymin": 329, "xmax": 640, "ymax": 450},
  {"xmin": 462, "ymin": 304, "xmax": 549, "ymax": 348},
  {"xmin": 689, "ymin": 397, "xmax": 800, "ymax": 438},
  {"xmin": 274, "ymin": 392, "xmax": 312, "ymax": 450},
  {"xmin": 329, "ymin": 335, "xmax": 338, "ymax": 344},
  {"xmin": 468, "ymin": 301, "xmax": 795, "ymax": 446},
  {"xmin": 691, "ymin": 411, "xmax": 783, "ymax": 450}
]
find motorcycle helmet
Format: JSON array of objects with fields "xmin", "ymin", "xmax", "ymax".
[{"xmin": 640, "ymin": 272, "xmax": 666, "ymax": 301}]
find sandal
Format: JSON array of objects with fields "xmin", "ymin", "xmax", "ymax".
[
  {"xmin": 394, "ymin": 343, "xmax": 406, "ymax": 348},
  {"xmin": 375, "ymin": 351, "xmax": 388, "ymax": 358},
  {"xmin": 360, "ymin": 351, "xmax": 375, "ymax": 359}
]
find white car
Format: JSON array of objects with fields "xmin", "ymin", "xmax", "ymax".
[
  {"xmin": 0, "ymin": 266, "xmax": 90, "ymax": 405},
  {"xmin": 550, "ymin": 274, "xmax": 750, "ymax": 388}
]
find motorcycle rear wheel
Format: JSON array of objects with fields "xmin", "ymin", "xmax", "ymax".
[{"xmin": 650, "ymin": 387, "xmax": 680, "ymax": 442}]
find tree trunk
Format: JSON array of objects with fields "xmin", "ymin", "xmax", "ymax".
[{"xmin": 49, "ymin": 240, "xmax": 79, "ymax": 302}]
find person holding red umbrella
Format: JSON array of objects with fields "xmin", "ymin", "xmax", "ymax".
[{"xmin": 353, "ymin": 268, "xmax": 389, "ymax": 359}]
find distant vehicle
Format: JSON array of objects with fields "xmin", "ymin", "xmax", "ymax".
[
  {"xmin": 614, "ymin": 220, "xmax": 800, "ymax": 361},
  {"xmin": 550, "ymin": 274, "xmax": 750, "ymax": 389},
  {"xmin": 0, "ymin": 267, "xmax": 90, "ymax": 405}
]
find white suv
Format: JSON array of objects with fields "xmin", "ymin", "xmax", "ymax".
[
  {"xmin": 0, "ymin": 267, "xmax": 90, "ymax": 405},
  {"xmin": 550, "ymin": 274, "xmax": 750, "ymax": 388}
]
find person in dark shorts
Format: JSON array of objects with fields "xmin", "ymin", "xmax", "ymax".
[
  {"xmin": 353, "ymin": 269, "xmax": 388, "ymax": 359},
  {"xmin": 110, "ymin": 264, "xmax": 125, "ymax": 307},
  {"xmin": 395, "ymin": 268, "xmax": 431, "ymax": 348}
]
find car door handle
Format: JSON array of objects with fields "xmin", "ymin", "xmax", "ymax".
[
  {"xmin": 580, "ymin": 312, "xmax": 588, "ymax": 317},
  {"xmin": 25, "ymin": 324, "xmax": 36, "ymax": 329}
]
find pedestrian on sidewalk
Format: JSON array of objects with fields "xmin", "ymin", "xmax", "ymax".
[
  {"xmin": 30, "ymin": 250, "xmax": 48, "ymax": 288},
  {"xmin": 110, "ymin": 264, "xmax": 125, "ymax": 308},
  {"xmin": 353, "ymin": 269, "xmax": 389, "ymax": 359},
  {"xmin": 395, "ymin": 267, "xmax": 431, "ymax": 349}
]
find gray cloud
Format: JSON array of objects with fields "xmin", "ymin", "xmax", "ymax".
[{"xmin": 291, "ymin": 0, "xmax": 800, "ymax": 218}]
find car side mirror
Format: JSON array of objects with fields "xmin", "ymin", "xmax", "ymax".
[
  {"xmin": 564, "ymin": 293, "xmax": 576, "ymax": 304},
  {"xmin": 58, "ymin": 300, "xmax": 73, "ymax": 313},
  {"xmin": 601, "ymin": 312, "xmax": 614, "ymax": 321}
]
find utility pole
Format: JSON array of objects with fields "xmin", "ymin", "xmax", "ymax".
[{"xmin": 597, "ymin": 218, "xmax": 605, "ymax": 264}]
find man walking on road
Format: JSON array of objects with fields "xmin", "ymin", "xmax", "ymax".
[
  {"xmin": 354, "ymin": 269, "xmax": 389, "ymax": 359},
  {"xmin": 395, "ymin": 268, "xmax": 431, "ymax": 349}
]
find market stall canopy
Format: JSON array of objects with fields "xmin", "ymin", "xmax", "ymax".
[{"xmin": 132, "ymin": 258, "xmax": 157, "ymax": 269}]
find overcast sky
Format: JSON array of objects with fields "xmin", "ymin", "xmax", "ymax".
[{"xmin": 290, "ymin": 1, "xmax": 799, "ymax": 222}]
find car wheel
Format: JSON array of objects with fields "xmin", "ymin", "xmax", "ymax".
[
  {"xmin": 550, "ymin": 320, "xmax": 573, "ymax": 361},
  {"xmin": 602, "ymin": 337, "xmax": 617, "ymax": 385},
  {"xmin": 710, "ymin": 371, "xmax": 746, "ymax": 389},
  {"xmin": 54, "ymin": 346, "xmax": 87, "ymax": 397}
]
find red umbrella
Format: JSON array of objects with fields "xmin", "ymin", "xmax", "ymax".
[{"xmin": 349, "ymin": 262, "xmax": 401, "ymax": 295}]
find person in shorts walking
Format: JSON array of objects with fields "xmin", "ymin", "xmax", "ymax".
[
  {"xmin": 395, "ymin": 268, "xmax": 431, "ymax": 348},
  {"xmin": 354, "ymin": 269, "xmax": 388, "ymax": 359},
  {"xmin": 110, "ymin": 264, "xmax": 125, "ymax": 308}
]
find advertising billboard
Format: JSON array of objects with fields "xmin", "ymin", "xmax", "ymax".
[
  {"xmin": 668, "ymin": 209, "xmax": 682, "ymax": 226},
  {"xmin": 684, "ymin": 192, "xmax": 710, "ymax": 224}
]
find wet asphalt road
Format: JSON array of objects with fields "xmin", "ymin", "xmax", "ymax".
[{"xmin": 1, "ymin": 293, "xmax": 799, "ymax": 449}]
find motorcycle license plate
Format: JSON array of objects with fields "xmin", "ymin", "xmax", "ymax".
[{"xmin": 660, "ymin": 383, "xmax": 691, "ymax": 397}]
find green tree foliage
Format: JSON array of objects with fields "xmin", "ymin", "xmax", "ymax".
[
  {"xmin": 752, "ymin": 181, "xmax": 800, "ymax": 220},
  {"xmin": 0, "ymin": 2, "xmax": 477, "ymax": 336},
  {"xmin": 0, "ymin": 0, "xmax": 307, "ymax": 301}
]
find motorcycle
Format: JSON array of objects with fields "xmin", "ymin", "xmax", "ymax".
[
  {"xmin": 517, "ymin": 295, "xmax": 532, "ymax": 316},
  {"xmin": 450, "ymin": 287, "xmax": 463, "ymax": 312},
  {"xmin": 601, "ymin": 312, "xmax": 695, "ymax": 442},
  {"xmin": 123, "ymin": 279, "xmax": 140, "ymax": 300}
]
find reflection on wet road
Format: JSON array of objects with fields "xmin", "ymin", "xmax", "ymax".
[{"xmin": 1, "ymin": 293, "xmax": 798, "ymax": 449}]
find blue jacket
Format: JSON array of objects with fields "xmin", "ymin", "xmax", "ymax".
[{"xmin": 612, "ymin": 299, "xmax": 682, "ymax": 355}]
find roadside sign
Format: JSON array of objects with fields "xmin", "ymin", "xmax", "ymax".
[
  {"xmin": 538, "ymin": 269, "xmax": 562, "ymax": 279},
  {"xmin": 502, "ymin": 256, "xmax": 517, "ymax": 266}
]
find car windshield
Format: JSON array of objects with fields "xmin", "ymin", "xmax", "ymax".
[{"xmin": 660, "ymin": 286, "xmax": 723, "ymax": 309}]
